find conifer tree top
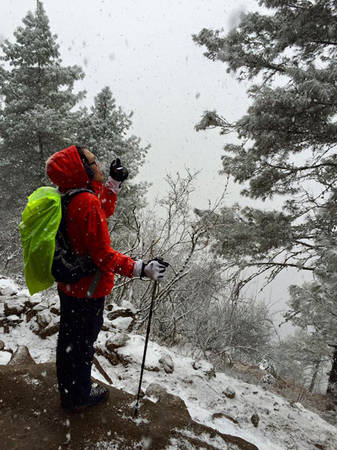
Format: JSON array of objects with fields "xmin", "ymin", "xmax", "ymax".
[{"xmin": 1, "ymin": 0, "xmax": 60, "ymax": 67}]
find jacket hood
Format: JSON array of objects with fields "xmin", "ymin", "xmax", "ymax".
[{"xmin": 46, "ymin": 145, "xmax": 90, "ymax": 191}]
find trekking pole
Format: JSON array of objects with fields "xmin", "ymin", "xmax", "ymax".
[{"xmin": 133, "ymin": 280, "xmax": 158, "ymax": 418}]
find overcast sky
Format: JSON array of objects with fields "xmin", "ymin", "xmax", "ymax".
[
  {"xmin": 0, "ymin": 0, "xmax": 257, "ymax": 206},
  {"xmin": 0, "ymin": 0, "xmax": 309, "ymax": 334}
]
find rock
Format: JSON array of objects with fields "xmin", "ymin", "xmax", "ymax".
[
  {"xmin": 146, "ymin": 383, "xmax": 167, "ymax": 399},
  {"xmin": 159, "ymin": 354, "xmax": 174, "ymax": 374},
  {"xmin": 101, "ymin": 320, "xmax": 113, "ymax": 332},
  {"xmin": 145, "ymin": 363, "xmax": 160, "ymax": 372},
  {"xmin": 107, "ymin": 308, "xmax": 135, "ymax": 332},
  {"xmin": 0, "ymin": 286, "xmax": 17, "ymax": 297},
  {"xmin": 212, "ymin": 412, "xmax": 239, "ymax": 425},
  {"xmin": 26, "ymin": 309, "xmax": 37, "ymax": 323},
  {"xmin": 104, "ymin": 351, "xmax": 119, "ymax": 366},
  {"xmin": 251, "ymin": 413, "xmax": 260, "ymax": 428},
  {"xmin": 36, "ymin": 311, "xmax": 53, "ymax": 329},
  {"xmin": 192, "ymin": 360, "xmax": 202, "ymax": 370},
  {"xmin": 0, "ymin": 350, "xmax": 12, "ymax": 365},
  {"xmin": 111, "ymin": 316, "xmax": 134, "ymax": 332},
  {"xmin": 9, "ymin": 345, "xmax": 36, "ymax": 365},
  {"xmin": 24, "ymin": 297, "xmax": 41, "ymax": 308},
  {"xmin": 165, "ymin": 393, "xmax": 192, "ymax": 422},
  {"xmin": 107, "ymin": 308, "xmax": 135, "ymax": 321},
  {"xmin": 50, "ymin": 306, "xmax": 60, "ymax": 316},
  {"xmin": 0, "ymin": 340, "xmax": 4, "ymax": 350},
  {"xmin": 4, "ymin": 315, "xmax": 23, "ymax": 327},
  {"xmin": 4, "ymin": 299, "xmax": 26, "ymax": 316},
  {"xmin": 38, "ymin": 323, "xmax": 59, "ymax": 339},
  {"xmin": 223, "ymin": 386, "xmax": 236, "ymax": 399},
  {"xmin": 106, "ymin": 332, "xmax": 129, "ymax": 351},
  {"xmin": 205, "ymin": 367, "xmax": 216, "ymax": 379},
  {"xmin": 32, "ymin": 304, "xmax": 46, "ymax": 312}
]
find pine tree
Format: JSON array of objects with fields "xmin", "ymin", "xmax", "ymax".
[
  {"xmin": 75, "ymin": 86, "xmax": 149, "ymax": 248},
  {"xmin": 0, "ymin": 0, "xmax": 84, "ymax": 268},
  {"xmin": 0, "ymin": 0, "xmax": 84, "ymax": 164},
  {"xmin": 193, "ymin": 0, "xmax": 337, "ymax": 397}
]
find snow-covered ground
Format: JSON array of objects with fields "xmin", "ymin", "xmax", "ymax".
[{"xmin": 1, "ymin": 276, "xmax": 336, "ymax": 450}]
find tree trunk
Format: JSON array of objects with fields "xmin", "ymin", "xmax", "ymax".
[
  {"xmin": 309, "ymin": 359, "xmax": 320, "ymax": 393},
  {"xmin": 327, "ymin": 346, "xmax": 337, "ymax": 398}
]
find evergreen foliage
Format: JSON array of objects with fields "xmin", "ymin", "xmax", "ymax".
[
  {"xmin": 193, "ymin": 0, "xmax": 337, "ymax": 395},
  {"xmin": 0, "ymin": 1, "xmax": 85, "ymax": 270},
  {"xmin": 0, "ymin": 0, "xmax": 84, "ymax": 163}
]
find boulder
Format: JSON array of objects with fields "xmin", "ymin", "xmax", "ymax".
[
  {"xmin": 32, "ymin": 304, "xmax": 46, "ymax": 313},
  {"xmin": 145, "ymin": 363, "xmax": 160, "ymax": 372},
  {"xmin": 107, "ymin": 308, "xmax": 135, "ymax": 332},
  {"xmin": 24, "ymin": 297, "xmax": 41, "ymax": 309},
  {"xmin": 8, "ymin": 345, "xmax": 36, "ymax": 365},
  {"xmin": 192, "ymin": 359, "xmax": 214, "ymax": 376},
  {"xmin": 159, "ymin": 354, "xmax": 174, "ymax": 374},
  {"xmin": 0, "ymin": 340, "xmax": 4, "ymax": 350},
  {"xmin": 0, "ymin": 351, "xmax": 12, "ymax": 365},
  {"xmin": 38, "ymin": 323, "xmax": 59, "ymax": 339},
  {"xmin": 212, "ymin": 412, "xmax": 239, "ymax": 425},
  {"xmin": 50, "ymin": 305, "xmax": 60, "ymax": 316},
  {"xmin": 0, "ymin": 286, "xmax": 17, "ymax": 297},
  {"xmin": 4, "ymin": 299, "xmax": 26, "ymax": 316},
  {"xmin": 106, "ymin": 332, "xmax": 129, "ymax": 351},
  {"xmin": 223, "ymin": 386, "xmax": 236, "ymax": 399},
  {"xmin": 146, "ymin": 383, "xmax": 167, "ymax": 400},
  {"xmin": 2, "ymin": 315, "xmax": 23, "ymax": 329},
  {"xmin": 36, "ymin": 311, "xmax": 53, "ymax": 329}
]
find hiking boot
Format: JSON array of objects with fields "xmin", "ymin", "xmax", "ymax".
[{"xmin": 61, "ymin": 385, "xmax": 109, "ymax": 411}]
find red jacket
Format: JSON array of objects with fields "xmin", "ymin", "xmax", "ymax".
[{"xmin": 46, "ymin": 145, "xmax": 135, "ymax": 298}]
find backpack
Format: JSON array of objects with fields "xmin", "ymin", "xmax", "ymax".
[{"xmin": 19, "ymin": 186, "xmax": 97, "ymax": 295}]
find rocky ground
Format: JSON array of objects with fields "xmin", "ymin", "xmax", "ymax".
[{"xmin": 0, "ymin": 276, "xmax": 336, "ymax": 449}]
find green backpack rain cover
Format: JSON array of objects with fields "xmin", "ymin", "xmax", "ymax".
[{"xmin": 19, "ymin": 186, "xmax": 62, "ymax": 295}]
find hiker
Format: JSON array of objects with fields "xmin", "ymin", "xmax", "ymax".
[{"xmin": 46, "ymin": 145, "xmax": 168, "ymax": 410}]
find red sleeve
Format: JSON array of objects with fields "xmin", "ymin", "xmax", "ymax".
[
  {"xmin": 68, "ymin": 192, "xmax": 135, "ymax": 278},
  {"xmin": 90, "ymin": 180, "xmax": 117, "ymax": 218}
]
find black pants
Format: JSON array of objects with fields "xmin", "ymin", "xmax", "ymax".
[{"xmin": 56, "ymin": 288, "xmax": 105, "ymax": 404}]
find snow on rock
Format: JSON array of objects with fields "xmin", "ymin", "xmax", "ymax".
[
  {"xmin": 224, "ymin": 386, "xmax": 236, "ymax": 399},
  {"xmin": 36, "ymin": 311, "xmax": 52, "ymax": 329},
  {"xmin": 106, "ymin": 332, "xmax": 129, "ymax": 350},
  {"xmin": 192, "ymin": 359, "xmax": 216, "ymax": 378},
  {"xmin": 0, "ymin": 284, "xmax": 17, "ymax": 297},
  {"xmin": 110, "ymin": 316, "xmax": 133, "ymax": 331},
  {"xmin": 0, "ymin": 351, "xmax": 12, "ymax": 365},
  {"xmin": 4, "ymin": 298, "xmax": 26, "ymax": 316},
  {"xmin": 159, "ymin": 354, "xmax": 174, "ymax": 374},
  {"xmin": 145, "ymin": 382, "xmax": 167, "ymax": 400}
]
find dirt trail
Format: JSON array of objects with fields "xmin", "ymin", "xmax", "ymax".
[{"xmin": 0, "ymin": 362, "xmax": 258, "ymax": 449}]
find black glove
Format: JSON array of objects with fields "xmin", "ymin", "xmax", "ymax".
[
  {"xmin": 109, "ymin": 158, "xmax": 129, "ymax": 182},
  {"xmin": 141, "ymin": 257, "xmax": 169, "ymax": 282}
]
